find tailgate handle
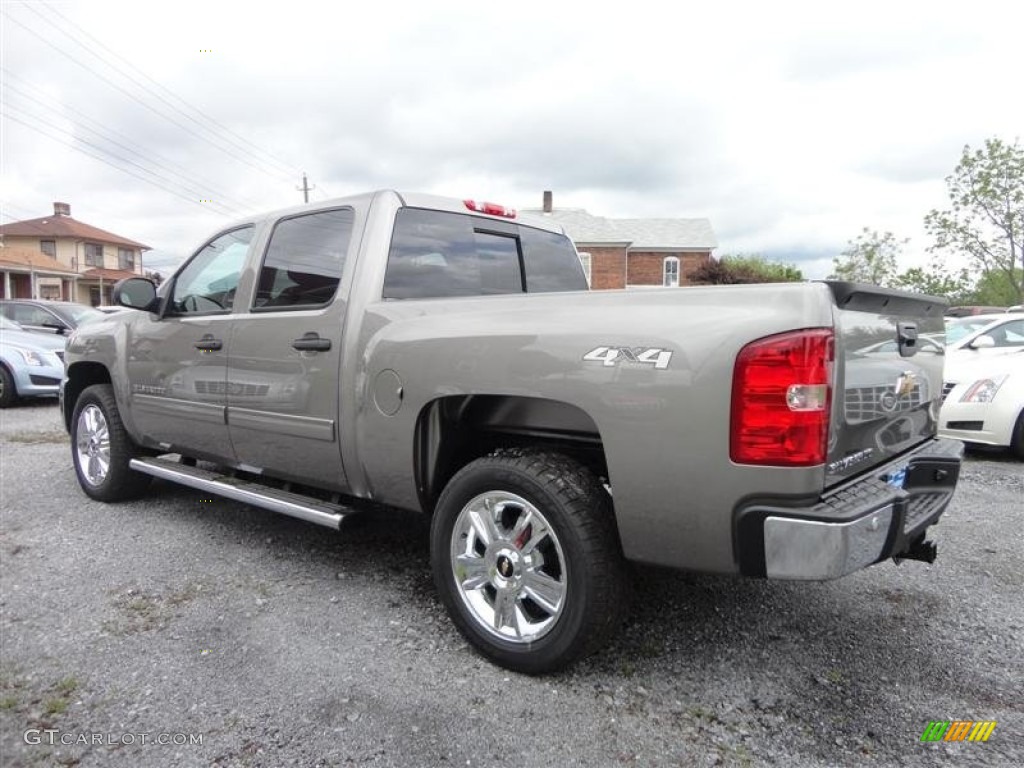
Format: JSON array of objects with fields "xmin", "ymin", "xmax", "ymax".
[
  {"xmin": 897, "ymin": 322, "xmax": 918, "ymax": 358},
  {"xmin": 292, "ymin": 332, "xmax": 331, "ymax": 352}
]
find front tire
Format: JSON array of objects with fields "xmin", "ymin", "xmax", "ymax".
[
  {"xmin": 1012, "ymin": 409, "xmax": 1024, "ymax": 460},
  {"xmin": 0, "ymin": 365, "xmax": 17, "ymax": 408},
  {"xmin": 431, "ymin": 450, "xmax": 629, "ymax": 674},
  {"xmin": 71, "ymin": 383, "xmax": 151, "ymax": 501}
]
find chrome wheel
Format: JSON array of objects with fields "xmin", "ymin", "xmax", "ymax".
[
  {"xmin": 450, "ymin": 491, "xmax": 567, "ymax": 643},
  {"xmin": 75, "ymin": 403, "xmax": 111, "ymax": 487}
]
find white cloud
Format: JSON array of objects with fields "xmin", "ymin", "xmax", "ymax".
[{"xmin": 3, "ymin": 0, "xmax": 1022, "ymax": 278}]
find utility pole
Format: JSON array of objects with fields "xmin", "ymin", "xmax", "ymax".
[{"xmin": 297, "ymin": 173, "xmax": 315, "ymax": 203}]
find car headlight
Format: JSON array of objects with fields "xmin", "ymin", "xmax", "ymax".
[
  {"xmin": 959, "ymin": 375, "xmax": 1008, "ymax": 403},
  {"xmin": 15, "ymin": 348, "xmax": 47, "ymax": 367}
]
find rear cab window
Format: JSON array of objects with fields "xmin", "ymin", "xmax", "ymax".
[{"xmin": 383, "ymin": 208, "xmax": 585, "ymax": 299}]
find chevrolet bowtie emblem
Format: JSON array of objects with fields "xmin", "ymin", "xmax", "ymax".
[{"xmin": 894, "ymin": 372, "xmax": 918, "ymax": 398}]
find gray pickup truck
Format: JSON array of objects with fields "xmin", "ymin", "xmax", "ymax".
[{"xmin": 61, "ymin": 190, "xmax": 963, "ymax": 673}]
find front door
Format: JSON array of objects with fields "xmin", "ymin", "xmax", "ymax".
[
  {"xmin": 225, "ymin": 207, "xmax": 355, "ymax": 490},
  {"xmin": 126, "ymin": 226, "xmax": 255, "ymax": 462}
]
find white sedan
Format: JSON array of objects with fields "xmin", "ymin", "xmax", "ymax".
[
  {"xmin": 945, "ymin": 313, "xmax": 1024, "ymax": 353},
  {"xmin": 940, "ymin": 352, "xmax": 1024, "ymax": 458}
]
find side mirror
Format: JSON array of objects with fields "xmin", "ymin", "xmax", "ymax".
[
  {"xmin": 970, "ymin": 334, "xmax": 996, "ymax": 349},
  {"xmin": 113, "ymin": 277, "xmax": 158, "ymax": 311}
]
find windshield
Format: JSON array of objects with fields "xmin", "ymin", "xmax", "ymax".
[
  {"xmin": 945, "ymin": 316, "xmax": 1001, "ymax": 345},
  {"xmin": 60, "ymin": 304, "xmax": 105, "ymax": 325},
  {"xmin": 0, "ymin": 316, "xmax": 24, "ymax": 331}
]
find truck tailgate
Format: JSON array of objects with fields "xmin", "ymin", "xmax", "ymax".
[{"xmin": 825, "ymin": 282, "xmax": 949, "ymax": 488}]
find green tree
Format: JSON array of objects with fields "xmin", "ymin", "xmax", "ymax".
[
  {"xmin": 724, "ymin": 255, "xmax": 804, "ymax": 282},
  {"xmin": 968, "ymin": 267, "xmax": 1023, "ymax": 305},
  {"xmin": 892, "ymin": 255, "xmax": 973, "ymax": 301},
  {"xmin": 830, "ymin": 228, "xmax": 904, "ymax": 286},
  {"xmin": 690, "ymin": 254, "xmax": 803, "ymax": 284},
  {"xmin": 925, "ymin": 137, "xmax": 1024, "ymax": 303}
]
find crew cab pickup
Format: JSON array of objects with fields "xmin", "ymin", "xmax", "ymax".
[{"xmin": 61, "ymin": 190, "xmax": 963, "ymax": 673}]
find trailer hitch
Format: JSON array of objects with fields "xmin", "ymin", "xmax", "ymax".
[{"xmin": 894, "ymin": 536, "xmax": 937, "ymax": 565}]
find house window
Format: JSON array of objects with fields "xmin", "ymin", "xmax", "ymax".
[
  {"xmin": 663, "ymin": 256, "xmax": 680, "ymax": 287},
  {"xmin": 40, "ymin": 240, "xmax": 56, "ymax": 258},
  {"xmin": 578, "ymin": 252, "xmax": 592, "ymax": 287},
  {"xmin": 118, "ymin": 248, "xmax": 135, "ymax": 270},
  {"xmin": 84, "ymin": 243, "xmax": 103, "ymax": 267}
]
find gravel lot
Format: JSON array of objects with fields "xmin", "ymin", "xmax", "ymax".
[{"xmin": 1, "ymin": 399, "xmax": 1022, "ymax": 767}]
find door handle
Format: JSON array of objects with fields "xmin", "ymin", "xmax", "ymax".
[
  {"xmin": 194, "ymin": 335, "xmax": 223, "ymax": 351},
  {"xmin": 292, "ymin": 332, "xmax": 331, "ymax": 351}
]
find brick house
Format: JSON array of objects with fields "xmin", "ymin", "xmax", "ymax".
[
  {"xmin": 0, "ymin": 202, "xmax": 150, "ymax": 306},
  {"xmin": 523, "ymin": 192, "xmax": 717, "ymax": 289}
]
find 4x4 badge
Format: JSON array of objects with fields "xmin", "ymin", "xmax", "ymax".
[{"xmin": 583, "ymin": 346, "xmax": 672, "ymax": 370}]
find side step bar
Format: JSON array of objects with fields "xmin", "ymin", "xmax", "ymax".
[{"xmin": 129, "ymin": 457, "xmax": 350, "ymax": 530}]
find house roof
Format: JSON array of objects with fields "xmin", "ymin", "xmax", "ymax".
[
  {"xmin": 522, "ymin": 207, "xmax": 718, "ymax": 250},
  {"xmin": 0, "ymin": 247, "xmax": 80, "ymax": 275},
  {"xmin": 0, "ymin": 214, "xmax": 150, "ymax": 250},
  {"xmin": 80, "ymin": 267, "xmax": 141, "ymax": 282}
]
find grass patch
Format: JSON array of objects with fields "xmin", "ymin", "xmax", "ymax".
[
  {"xmin": 826, "ymin": 668, "xmax": 847, "ymax": 685},
  {"xmin": 0, "ymin": 695, "xmax": 18, "ymax": 709},
  {"xmin": 7, "ymin": 430, "xmax": 69, "ymax": 444},
  {"xmin": 716, "ymin": 744, "xmax": 754, "ymax": 768},
  {"xmin": 44, "ymin": 698, "xmax": 68, "ymax": 715},
  {"xmin": 687, "ymin": 705, "xmax": 719, "ymax": 723},
  {"xmin": 54, "ymin": 677, "xmax": 79, "ymax": 696},
  {"xmin": 106, "ymin": 583, "xmax": 207, "ymax": 634}
]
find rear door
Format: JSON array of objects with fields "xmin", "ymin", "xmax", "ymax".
[
  {"xmin": 225, "ymin": 207, "xmax": 357, "ymax": 490},
  {"xmin": 826, "ymin": 283, "xmax": 948, "ymax": 486}
]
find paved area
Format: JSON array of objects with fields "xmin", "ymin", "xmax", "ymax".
[{"xmin": 1, "ymin": 399, "xmax": 1021, "ymax": 767}]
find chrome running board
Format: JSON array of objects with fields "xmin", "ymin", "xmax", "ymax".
[{"xmin": 129, "ymin": 457, "xmax": 350, "ymax": 529}]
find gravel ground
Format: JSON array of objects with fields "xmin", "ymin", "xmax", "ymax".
[{"xmin": 1, "ymin": 399, "xmax": 1022, "ymax": 767}]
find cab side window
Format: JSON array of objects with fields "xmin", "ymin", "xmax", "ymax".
[
  {"xmin": 382, "ymin": 208, "xmax": 586, "ymax": 299},
  {"xmin": 171, "ymin": 226, "xmax": 254, "ymax": 314},
  {"xmin": 253, "ymin": 208, "xmax": 354, "ymax": 310}
]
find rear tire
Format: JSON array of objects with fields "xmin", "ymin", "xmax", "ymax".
[
  {"xmin": 0, "ymin": 365, "xmax": 17, "ymax": 408},
  {"xmin": 71, "ymin": 383, "xmax": 151, "ymax": 501},
  {"xmin": 431, "ymin": 450, "xmax": 629, "ymax": 674}
]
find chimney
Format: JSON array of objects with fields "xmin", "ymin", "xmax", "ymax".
[
  {"xmin": 53, "ymin": 202, "xmax": 71, "ymax": 216},
  {"xmin": 542, "ymin": 190, "xmax": 553, "ymax": 213}
]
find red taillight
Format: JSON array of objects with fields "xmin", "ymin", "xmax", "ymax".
[
  {"xmin": 730, "ymin": 328, "xmax": 834, "ymax": 466},
  {"xmin": 463, "ymin": 199, "xmax": 517, "ymax": 218}
]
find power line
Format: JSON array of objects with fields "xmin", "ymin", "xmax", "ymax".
[
  {"xmin": 20, "ymin": 2, "xmax": 295, "ymax": 183},
  {"xmin": 3, "ymin": 10, "xmax": 297, "ymax": 184},
  {"xmin": 1, "ymin": 201, "xmax": 42, "ymax": 221},
  {"xmin": 5, "ymin": 101, "xmax": 247, "ymax": 217},
  {"xmin": 3, "ymin": 109, "xmax": 240, "ymax": 217},
  {"xmin": 38, "ymin": 0, "xmax": 300, "ymax": 179},
  {"xmin": 3, "ymin": 71, "xmax": 264, "ymax": 212}
]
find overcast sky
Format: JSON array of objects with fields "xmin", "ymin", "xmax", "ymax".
[{"xmin": 2, "ymin": 0, "xmax": 1022, "ymax": 278}]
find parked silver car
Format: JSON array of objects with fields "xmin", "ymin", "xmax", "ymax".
[
  {"xmin": 0, "ymin": 299, "xmax": 105, "ymax": 336},
  {"xmin": 0, "ymin": 316, "xmax": 66, "ymax": 407}
]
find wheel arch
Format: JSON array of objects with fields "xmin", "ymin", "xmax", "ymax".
[
  {"xmin": 63, "ymin": 361, "xmax": 113, "ymax": 431},
  {"xmin": 413, "ymin": 394, "xmax": 610, "ymax": 515}
]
